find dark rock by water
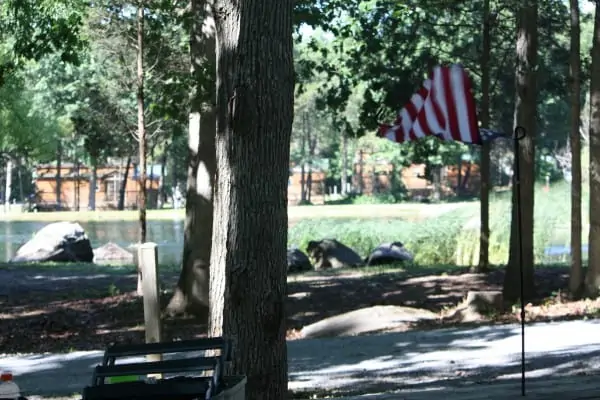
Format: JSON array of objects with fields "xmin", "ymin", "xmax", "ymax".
[
  {"xmin": 287, "ymin": 248, "xmax": 312, "ymax": 273},
  {"xmin": 10, "ymin": 221, "xmax": 94, "ymax": 263},
  {"xmin": 306, "ymin": 239, "xmax": 364, "ymax": 269},
  {"xmin": 365, "ymin": 242, "xmax": 414, "ymax": 266}
]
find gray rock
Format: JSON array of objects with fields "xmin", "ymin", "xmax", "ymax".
[
  {"xmin": 300, "ymin": 305, "xmax": 438, "ymax": 338},
  {"xmin": 287, "ymin": 248, "xmax": 312, "ymax": 273},
  {"xmin": 365, "ymin": 242, "xmax": 414, "ymax": 266},
  {"xmin": 10, "ymin": 222, "xmax": 94, "ymax": 263},
  {"xmin": 93, "ymin": 242, "xmax": 134, "ymax": 263},
  {"xmin": 306, "ymin": 239, "xmax": 364, "ymax": 269}
]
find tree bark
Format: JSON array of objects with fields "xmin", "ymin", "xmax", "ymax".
[
  {"xmin": 503, "ymin": 0, "xmax": 537, "ymax": 303},
  {"xmin": 569, "ymin": 0, "xmax": 583, "ymax": 297},
  {"xmin": 586, "ymin": 1, "xmax": 600, "ymax": 298},
  {"xmin": 4, "ymin": 158, "xmax": 12, "ymax": 213},
  {"xmin": 118, "ymin": 156, "xmax": 131, "ymax": 210},
  {"xmin": 56, "ymin": 141, "xmax": 62, "ymax": 210},
  {"xmin": 159, "ymin": 151, "xmax": 167, "ymax": 207},
  {"xmin": 166, "ymin": 0, "xmax": 216, "ymax": 320},
  {"xmin": 136, "ymin": 3, "xmax": 147, "ymax": 296},
  {"xmin": 341, "ymin": 131, "xmax": 348, "ymax": 195},
  {"xmin": 300, "ymin": 112, "xmax": 307, "ymax": 202},
  {"xmin": 88, "ymin": 156, "xmax": 97, "ymax": 211},
  {"xmin": 208, "ymin": 0, "xmax": 294, "ymax": 396},
  {"xmin": 477, "ymin": 0, "xmax": 492, "ymax": 272}
]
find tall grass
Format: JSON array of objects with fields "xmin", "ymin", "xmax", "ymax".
[{"xmin": 289, "ymin": 183, "xmax": 585, "ymax": 266}]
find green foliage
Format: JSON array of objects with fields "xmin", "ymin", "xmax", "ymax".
[
  {"xmin": 0, "ymin": 0, "xmax": 87, "ymax": 74},
  {"xmin": 291, "ymin": 184, "xmax": 579, "ymax": 266}
]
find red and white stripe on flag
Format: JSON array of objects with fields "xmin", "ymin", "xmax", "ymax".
[{"xmin": 378, "ymin": 64, "xmax": 481, "ymax": 145}]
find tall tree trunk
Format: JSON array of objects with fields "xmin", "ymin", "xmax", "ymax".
[
  {"xmin": 136, "ymin": 4, "xmax": 147, "ymax": 296},
  {"xmin": 4, "ymin": 158, "xmax": 12, "ymax": 213},
  {"xmin": 503, "ymin": 0, "xmax": 537, "ymax": 303},
  {"xmin": 569, "ymin": 0, "xmax": 583, "ymax": 297},
  {"xmin": 118, "ymin": 156, "xmax": 131, "ymax": 210},
  {"xmin": 17, "ymin": 159, "xmax": 24, "ymax": 202},
  {"xmin": 166, "ymin": 0, "xmax": 216, "ymax": 319},
  {"xmin": 208, "ymin": 0, "xmax": 293, "ymax": 396},
  {"xmin": 586, "ymin": 2, "xmax": 600, "ymax": 298},
  {"xmin": 300, "ymin": 112, "xmax": 307, "ymax": 202},
  {"xmin": 456, "ymin": 157, "xmax": 462, "ymax": 196},
  {"xmin": 56, "ymin": 141, "xmax": 62, "ymax": 210},
  {"xmin": 341, "ymin": 131, "xmax": 348, "ymax": 195},
  {"xmin": 88, "ymin": 156, "xmax": 97, "ymax": 211},
  {"xmin": 75, "ymin": 160, "xmax": 80, "ymax": 211},
  {"xmin": 306, "ymin": 125, "xmax": 316, "ymax": 203},
  {"xmin": 358, "ymin": 150, "xmax": 364, "ymax": 194},
  {"xmin": 159, "ymin": 152, "xmax": 167, "ymax": 208},
  {"xmin": 477, "ymin": 0, "xmax": 492, "ymax": 272}
]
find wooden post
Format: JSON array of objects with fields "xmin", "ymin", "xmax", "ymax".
[{"xmin": 138, "ymin": 242, "xmax": 163, "ymax": 377}]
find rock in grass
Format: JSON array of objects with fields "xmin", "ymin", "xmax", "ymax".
[
  {"xmin": 306, "ymin": 239, "xmax": 364, "ymax": 269},
  {"xmin": 93, "ymin": 242, "xmax": 134, "ymax": 263},
  {"xmin": 365, "ymin": 242, "xmax": 414, "ymax": 266},
  {"xmin": 287, "ymin": 248, "xmax": 312, "ymax": 274},
  {"xmin": 10, "ymin": 222, "xmax": 94, "ymax": 263},
  {"xmin": 443, "ymin": 290, "xmax": 505, "ymax": 322},
  {"xmin": 300, "ymin": 305, "xmax": 437, "ymax": 338}
]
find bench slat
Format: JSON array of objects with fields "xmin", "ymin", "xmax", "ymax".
[
  {"xmin": 104, "ymin": 338, "xmax": 229, "ymax": 360},
  {"xmin": 95, "ymin": 357, "xmax": 218, "ymax": 378}
]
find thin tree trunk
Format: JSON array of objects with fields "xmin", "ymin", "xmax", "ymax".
[
  {"xmin": 462, "ymin": 160, "xmax": 472, "ymax": 191},
  {"xmin": 136, "ymin": 4, "xmax": 147, "ymax": 296},
  {"xmin": 300, "ymin": 113, "xmax": 307, "ymax": 202},
  {"xmin": 569, "ymin": 0, "xmax": 583, "ymax": 297},
  {"xmin": 300, "ymin": 163, "xmax": 306, "ymax": 202},
  {"xmin": 18, "ymin": 159, "xmax": 24, "ymax": 202},
  {"xmin": 159, "ymin": 152, "xmax": 167, "ymax": 207},
  {"xmin": 4, "ymin": 158, "xmax": 12, "ymax": 213},
  {"xmin": 166, "ymin": 0, "xmax": 216, "ymax": 319},
  {"xmin": 75, "ymin": 160, "xmax": 80, "ymax": 211},
  {"xmin": 118, "ymin": 156, "xmax": 131, "ymax": 210},
  {"xmin": 341, "ymin": 131, "xmax": 348, "ymax": 195},
  {"xmin": 306, "ymin": 123, "xmax": 316, "ymax": 203},
  {"xmin": 477, "ymin": 0, "xmax": 492, "ymax": 272},
  {"xmin": 456, "ymin": 157, "xmax": 462, "ymax": 196},
  {"xmin": 586, "ymin": 1, "xmax": 600, "ymax": 297},
  {"xmin": 208, "ymin": 0, "xmax": 293, "ymax": 396},
  {"xmin": 503, "ymin": 0, "xmax": 537, "ymax": 303},
  {"xmin": 56, "ymin": 141, "xmax": 62, "ymax": 210},
  {"xmin": 88, "ymin": 157, "xmax": 97, "ymax": 211}
]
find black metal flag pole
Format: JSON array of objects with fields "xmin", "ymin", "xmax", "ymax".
[{"xmin": 513, "ymin": 125, "xmax": 527, "ymax": 396}]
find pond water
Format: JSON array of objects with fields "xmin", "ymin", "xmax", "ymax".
[{"xmin": 0, "ymin": 220, "xmax": 185, "ymax": 265}]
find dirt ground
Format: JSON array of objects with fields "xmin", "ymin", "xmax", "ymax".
[{"xmin": 0, "ymin": 264, "xmax": 598, "ymax": 354}]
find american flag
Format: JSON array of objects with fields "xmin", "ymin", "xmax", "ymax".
[{"xmin": 378, "ymin": 64, "xmax": 502, "ymax": 145}]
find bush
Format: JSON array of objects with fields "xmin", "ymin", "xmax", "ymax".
[{"xmin": 289, "ymin": 183, "xmax": 578, "ymax": 266}]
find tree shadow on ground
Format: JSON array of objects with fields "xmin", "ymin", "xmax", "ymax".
[
  {"xmin": 0, "ymin": 264, "xmax": 573, "ymax": 354},
  {"xmin": 5, "ymin": 320, "xmax": 600, "ymax": 398},
  {"xmin": 287, "ymin": 319, "xmax": 600, "ymax": 397}
]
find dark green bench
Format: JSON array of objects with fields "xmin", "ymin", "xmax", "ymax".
[{"xmin": 83, "ymin": 337, "xmax": 234, "ymax": 400}]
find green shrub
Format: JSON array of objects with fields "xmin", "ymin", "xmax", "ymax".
[{"xmin": 290, "ymin": 183, "xmax": 579, "ymax": 266}]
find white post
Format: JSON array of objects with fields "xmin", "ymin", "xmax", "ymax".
[{"xmin": 138, "ymin": 242, "xmax": 163, "ymax": 377}]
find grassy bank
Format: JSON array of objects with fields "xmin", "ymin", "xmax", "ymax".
[
  {"xmin": 2, "ymin": 202, "xmax": 470, "ymax": 222},
  {"xmin": 289, "ymin": 183, "xmax": 586, "ymax": 266}
]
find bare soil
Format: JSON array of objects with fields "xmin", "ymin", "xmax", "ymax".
[{"xmin": 0, "ymin": 264, "xmax": 598, "ymax": 354}]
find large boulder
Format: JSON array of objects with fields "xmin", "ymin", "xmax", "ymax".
[
  {"xmin": 287, "ymin": 248, "xmax": 312, "ymax": 274},
  {"xmin": 306, "ymin": 239, "xmax": 364, "ymax": 270},
  {"xmin": 365, "ymin": 242, "xmax": 414, "ymax": 266},
  {"xmin": 93, "ymin": 242, "xmax": 134, "ymax": 263},
  {"xmin": 300, "ymin": 305, "xmax": 438, "ymax": 338},
  {"xmin": 10, "ymin": 222, "xmax": 94, "ymax": 263}
]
